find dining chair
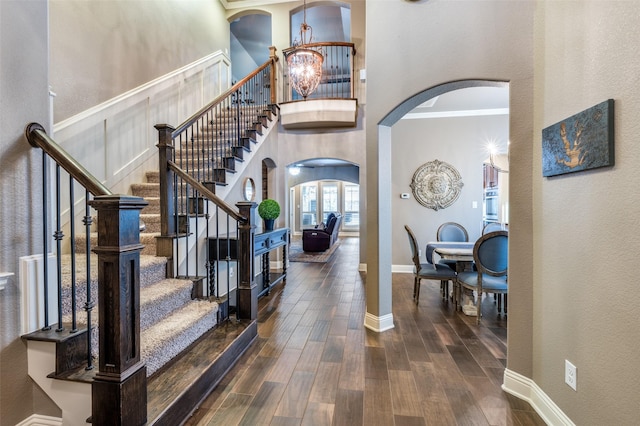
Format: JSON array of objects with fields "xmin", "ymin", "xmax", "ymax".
[
  {"xmin": 405, "ymin": 225, "xmax": 457, "ymax": 303},
  {"xmin": 482, "ymin": 222, "xmax": 508, "ymax": 234},
  {"xmin": 436, "ymin": 222, "xmax": 469, "ymax": 270},
  {"xmin": 457, "ymin": 230, "xmax": 508, "ymax": 323}
]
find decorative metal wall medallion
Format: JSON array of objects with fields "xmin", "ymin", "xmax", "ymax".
[{"xmin": 410, "ymin": 159, "xmax": 464, "ymax": 210}]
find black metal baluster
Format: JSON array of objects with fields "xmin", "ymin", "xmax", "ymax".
[
  {"xmin": 42, "ymin": 151, "xmax": 51, "ymax": 331},
  {"xmin": 84, "ymin": 189, "xmax": 94, "ymax": 370},
  {"xmin": 54, "ymin": 164, "xmax": 64, "ymax": 332},
  {"xmin": 69, "ymin": 177, "xmax": 78, "ymax": 333}
]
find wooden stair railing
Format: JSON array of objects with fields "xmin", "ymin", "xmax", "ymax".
[
  {"xmin": 154, "ymin": 48, "xmax": 278, "ymax": 323},
  {"xmin": 24, "ymin": 123, "xmax": 148, "ymax": 425}
]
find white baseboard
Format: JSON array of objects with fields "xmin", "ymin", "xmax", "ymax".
[
  {"xmin": 16, "ymin": 414, "xmax": 63, "ymax": 426},
  {"xmin": 502, "ymin": 368, "xmax": 575, "ymax": 426},
  {"xmin": 363, "ymin": 311, "xmax": 394, "ymax": 332},
  {"xmin": 392, "ymin": 264, "xmax": 414, "ymax": 273}
]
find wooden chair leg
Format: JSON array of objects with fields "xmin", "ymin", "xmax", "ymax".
[
  {"xmin": 413, "ymin": 277, "xmax": 418, "ymax": 299},
  {"xmin": 476, "ymin": 291, "xmax": 483, "ymax": 324},
  {"xmin": 415, "ymin": 277, "xmax": 421, "ymax": 303}
]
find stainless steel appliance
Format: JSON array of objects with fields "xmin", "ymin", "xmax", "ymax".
[{"xmin": 483, "ymin": 188, "xmax": 499, "ymax": 223}]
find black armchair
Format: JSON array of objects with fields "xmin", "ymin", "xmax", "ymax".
[{"xmin": 302, "ymin": 213, "xmax": 342, "ymax": 252}]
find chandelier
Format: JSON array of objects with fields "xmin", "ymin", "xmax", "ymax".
[{"xmin": 285, "ymin": 0, "xmax": 323, "ymax": 100}]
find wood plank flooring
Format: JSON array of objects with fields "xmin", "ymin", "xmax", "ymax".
[{"xmin": 184, "ymin": 237, "xmax": 545, "ymax": 426}]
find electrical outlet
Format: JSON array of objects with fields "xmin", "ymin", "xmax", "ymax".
[
  {"xmin": 418, "ymin": 249, "xmax": 422, "ymax": 258},
  {"xmin": 565, "ymin": 360, "xmax": 577, "ymax": 391}
]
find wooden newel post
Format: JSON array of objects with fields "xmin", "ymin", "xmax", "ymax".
[
  {"xmin": 269, "ymin": 46, "xmax": 278, "ymax": 105},
  {"xmin": 89, "ymin": 195, "xmax": 148, "ymax": 426},
  {"xmin": 236, "ymin": 201, "xmax": 257, "ymax": 320},
  {"xmin": 155, "ymin": 124, "xmax": 176, "ymax": 262}
]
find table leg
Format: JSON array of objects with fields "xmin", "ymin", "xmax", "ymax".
[{"xmin": 455, "ymin": 260, "xmax": 478, "ymax": 316}]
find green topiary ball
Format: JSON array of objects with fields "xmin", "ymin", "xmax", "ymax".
[{"xmin": 258, "ymin": 199, "xmax": 280, "ymax": 220}]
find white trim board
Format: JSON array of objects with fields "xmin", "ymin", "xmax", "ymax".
[
  {"xmin": 503, "ymin": 368, "xmax": 575, "ymax": 426},
  {"xmin": 15, "ymin": 415, "xmax": 63, "ymax": 426},
  {"xmin": 363, "ymin": 311, "xmax": 394, "ymax": 332}
]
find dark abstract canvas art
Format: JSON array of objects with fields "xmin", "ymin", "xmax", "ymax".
[{"xmin": 542, "ymin": 99, "xmax": 614, "ymax": 177}]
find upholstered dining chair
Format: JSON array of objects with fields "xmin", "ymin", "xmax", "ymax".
[
  {"xmin": 457, "ymin": 230, "xmax": 508, "ymax": 323},
  {"xmin": 482, "ymin": 222, "xmax": 508, "ymax": 234},
  {"xmin": 436, "ymin": 222, "xmax": 469, "ymax": 270},
  {"xmin": 405, "ymin": 225, "xmax": 457, "ymax": 303}
]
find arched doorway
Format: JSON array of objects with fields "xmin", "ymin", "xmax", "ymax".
[
  {"xmin": 390, "ymin": 84, "xmax": 509, "ymax": 268},
  {"xmin": 286, "ymin": 158, "xmax": 360, "ymax": 235},
  {"xmin": 366, "ymin": 79, "xmax": 509, "ymax": 333}
]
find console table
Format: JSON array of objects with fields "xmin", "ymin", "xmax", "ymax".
[
  {"xmin": 254, "ymin": 227, "xmax": 289, "ymax": 297},
  {"xmin": 208, "ymin": 227, "xmax": 289, "ymax": 299}
]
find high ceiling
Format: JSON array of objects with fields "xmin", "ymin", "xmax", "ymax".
[{"xmin": 229, "ymin": 3, "xmax": 509, "ymax": 169}]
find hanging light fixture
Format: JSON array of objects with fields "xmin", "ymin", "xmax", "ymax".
[{"xmin": 285, "ymin": 0, "xmax": 324, "ymax": 100}]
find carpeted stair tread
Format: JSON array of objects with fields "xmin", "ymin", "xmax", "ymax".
[
  {"xmin": 60, "ymin": 254, "xmax": 168, "ymax": 294},
  {"xmin": 140, "ymin": 232, "xmax": 160, "ymax": 255},
  {"xmin": 140, "ymin": 213, "xmax": 161, "ymax": 233},
  {"xmin": 76, "ymin": 231, "xmax": 159, "ymax": 255},
  {"xmin": 62, "ymin": 276, "xmax": 194, "ymax": 330},
  {"xmin": 131, "ymin": 182, "xmax": 160, "ymax": 198},
  {"xmin": 139, "ymin": 278, "xmax": 196, "ymax": 331},
  {"xmin": 142, "ymin": 197, "xmax": 160, "ymax": 214},
  {"xmin": 146, "ymin": 170, "xmax": 159, "ymax": 183},
  {"xmin": 141, "ymin": 300, "xmax": 219, "ymax": 376}
]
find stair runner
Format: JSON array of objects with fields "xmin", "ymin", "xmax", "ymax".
[
  {"xmin": 65, "ymin": 104, "xmax": 275, "ymax": 377},
  {"xmin": 66, "ymin": 170, "xmax": 219, "ymax": 376}
]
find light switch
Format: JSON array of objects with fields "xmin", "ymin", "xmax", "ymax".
[{"xmin": 472, "ymin": 201, "xmax": 478, "ymax": 208}]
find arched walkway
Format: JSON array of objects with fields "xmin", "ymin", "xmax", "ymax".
[{"xmin": 365, "ymin": 80, "xmax": 509, "ymax": 334}]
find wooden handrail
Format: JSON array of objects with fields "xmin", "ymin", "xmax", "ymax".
[
  {"xmin": 167, "ymin": 160, "xmax": 246, "ymax": 223},
  {"xmin": 172, "ymin": 54, "xmax": 278, "ymax": 137},
  {"xmin": 25, "ymin": 122, "xmax": 112, "ymax": 197},
  {"xmin": 282, "ymin": 41, "xmax": 356, "ymax": 56}
]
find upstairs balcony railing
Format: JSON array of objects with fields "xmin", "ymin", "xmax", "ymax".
[{"xmin": 282, "ymin": 42, "xmax": 357, "ymax": 102}]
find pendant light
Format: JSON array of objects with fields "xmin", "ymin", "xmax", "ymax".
[{"xmin": 285, "ymin": 0, "xmax": 324, "ymax": 100}]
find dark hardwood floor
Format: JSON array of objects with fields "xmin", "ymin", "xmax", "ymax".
[{"xmin": 184, "ymin": 237, "xmax": 545, "ymax": 426}]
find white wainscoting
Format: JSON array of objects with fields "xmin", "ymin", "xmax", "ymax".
[{"xmin": 52, "ymin": 51, "xmax": 231, "ymax": 233}]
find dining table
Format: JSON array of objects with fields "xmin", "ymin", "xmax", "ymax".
[{"xmin": 425, "ymin": 241, "xmax": 478, "ymax": 316}]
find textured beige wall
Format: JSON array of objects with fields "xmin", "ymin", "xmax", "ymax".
[
  {"xmin": 0, "ymin": 1, "xmax": 61, "ymax": 423},
  {"xmin": 50, "ymin": 0, "xmax": 230, "ymax": 122},
  {"xmin": 534, "ymin": 2, "xmax": 640, "ymax": 423},
  {"xmin": 391, "ymin": 114, "xmax": 509, "ymax": 265},
  {"xmin": 365, "ymin": 0, "xmax": 534, "ymax": 355}
]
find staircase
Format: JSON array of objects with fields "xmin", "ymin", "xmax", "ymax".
[
  {"xmin": 69, "ymin": 170, "xmax": 221, "ymax": 377},
  {"xmin": 23, "ymin": 100, "xmax": 278, "ymax": 425}
]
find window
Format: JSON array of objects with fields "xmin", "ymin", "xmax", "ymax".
[
  {"xmin": 295, "ymin": 181, "xmax": 359, "ymax": 232},
  {"xmin": 301, "ymin": 183, "xmax": 317, "ymax": 227},
  {"xmin": 343, "ymin": 184, "xmax": 359, "ymax": 229},
  {"xmin": 322, "ymin": 183, "xmax": 338, "ymax": 222}
]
